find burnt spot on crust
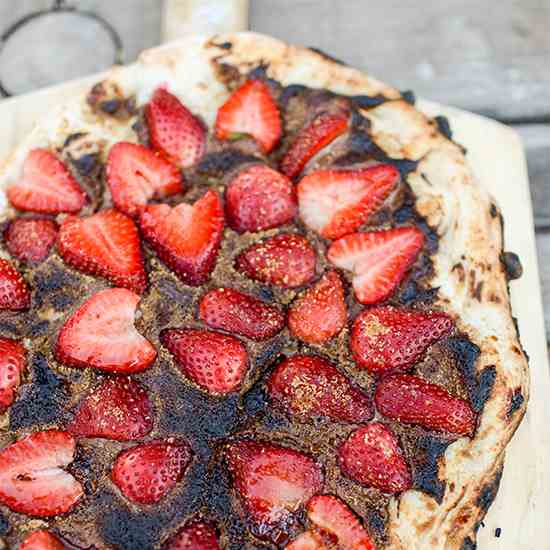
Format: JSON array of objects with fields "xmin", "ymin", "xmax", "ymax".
[
  {"xmin": 71, "ymin": 153, "xmax": 101, "ymax": 178},
  {"xmin": 32, "ymin": 262, "xmax": 81, "ymax": 311},
  {"xmin": 508, "ymin": 388, "xmax": 525, "ymax": 417},
  {"xmin": 308, "ymin": 46, "xmax": 348, "ymax": 66},
  {"xmin": 489, "ymin": 203, "xmax": 499, "ymax": 218},
  {"xmin": 434, "ymin": 116, "xmax": 453, "ymax": 140},
  {"xmin": 217, "ymin": 41, "xmax": 233, "ymax": 50},
  {"xmin": 350, "ymin": 94, "xmax": 388, "ymax": 109},
  {"xmin": 412, "ymin": 435, "xmax": 451, "ymax": 502},
  {"xmin": 87, "ymin": 81, "xmax": 136, "ymax": 120},
  {"xmin": 477, "ymin": 464, "xmax": 504, "ymax": 513},
  {"xmin": 366, "ymin": 508, "xmax": 387, "ymax": 541},
  {"xmin": 0, "ymin": 512, "xmax": 9, "ymax": 535},
  {"xmin": 132, "ymin": 109, "xmax": 150, "ymax": 147},
  {"xmin": 500, "ymin": 251, "xmax": 523, "ymax": 280},
  {"xmin": 461, "ymin": 537, "xmax": 477, "ymax": 550},
  {"xmin": 195, "ymin": 150, "xmax": 260, "ymax": 179},
  {"xmin": 452, "ymin": 262, "xmax": 466, "ymax": 283},
  {"xmin": 401, "ymin": 90, "xmax": 416, "ymax": 105}
]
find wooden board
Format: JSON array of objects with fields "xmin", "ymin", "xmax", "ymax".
[{"xmin": 0, "ymin": 19, "xmax": 547, "ymax": 550}]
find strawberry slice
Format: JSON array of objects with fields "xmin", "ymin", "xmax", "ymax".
[
  {"xmin": 145, "ymin": 88, "xmax": 206, "ymax": 168},
  {"xmin": 375, "ymin": 374, "xmax": 477, "ymax": 435},
  {"xmin": 57, "ymin": 209, "xmax": 146, "ymax": 294},
  {"xmin": 307, "ymin": 495, "xmax": 376, "ymax": 550},
  {"xmin": 225, "ymin": 440, "xmax": 324, "ymax": 529},
  {"xmin": 7, "ymin": 149, "xmax": 86, "ymax": 214},
  {"xmin": 215, "ymin": 80, "xmax": 282, "ymax": 153},
  {"xmin": 235, "ymin": 233, "xmax": 316, "ymax": 288},
  {"xmin": 338, "ymin": 423, "xmax": 412, "ymax": 494},
  {"xmin": 288, "ymin": 271, "xmax": 347, "ymax": 343},
  {"xmin": 67, "ymin": 377, "xmax": 153, "ymax": 440},
  {"xmin": 160, "ymin": 328, "xmax": 248, "ymax": 395},
  {"xmin": 286, "ymin": 531, "xmax": 328, "ymax": 550},
  {"xmin": 297, "ymin": 165, "xmax": 399, "ymax": 240},
  {"xmin": 111, "ymin": 438, "xmax": 192, "ymax": 504},
  {"xmin": 55, "ymin": 288, "xmax": 157, "ymax": 374},
  {"xmin": 163, "ymin": 520, "xmax": 221, "ymax": 550},
  {"xmin": 327, "ymin": 227, "xmax": 424, "ymax": 304},
  {"xmin": 280, "ymin": 113, "xmax": 348, "ymax": 179},
  {"xmin": 5, "ymin": 218, "xmax": 58, "ymax": 264},
  {"xmin": 0, "ymin": 259, "xmax": 31, "ymax": 310},
  {"xmin": 0, "ymin": 430, "xmax": 83, "ymax": 517},
  {"xmin": 20, "ymin": 530, "xmax": 66, "ymax": 550},
  {"xmin": 199, "ymin": 287, "xmax": 285, "ymax": 341},
  {"xmin": 226, "ymin": 164, "xmax": 296, "ymax": 233},
  {"xmin": 267, "ymin": 355, "xmax": 373, "ymax": 423},
  {"xmin": 106, "ymin": 142, "xmax": 183, "ymax": 218},
  {"xmin": 139, "ymin": 190, "xmax": 224, "ymax": 286},
  {"xmin": 351, "ymin": 306, "xmax": 453, "ymax": 375},
  {"xmin": 0, "ymin": 338, "xmax": 26, "ymax": 413}
]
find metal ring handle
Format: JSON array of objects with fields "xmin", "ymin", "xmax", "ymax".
[{"xmin": 0, "ymin": 0, "xmax": 123, "ymax": 97}]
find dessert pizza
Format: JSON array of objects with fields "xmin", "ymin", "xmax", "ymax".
[{"xmin": 0, "ymin": 33, "xmax": 528, "ymax": 550}]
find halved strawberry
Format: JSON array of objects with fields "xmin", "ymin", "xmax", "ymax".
[
  {"xmin": 5, "ymin": 218, "xmax": 58, "ymax": 264},
  {"xmin": 145, "ymin": 88, "xmax": 206, "ymax": 168},
  {"xmin": 0, "ymin": 338, "xmax": 26, "ymax": 413},
  {"xmin": 297, "ymin": 165, "xmax": 399, "ymax": 240},
  {"xmin": 375, "ymin": 374, "xmax": 477, "ymax": 435},
  {"xmin": 106, "ymin": 142, "xmax": 183, "ymax": 218},
  {"xmin": 280, "ymin": 113, "xmax": 348, "ymax": 179},
  {"xmin": 267, "ymin": 355, "xmax": 373, "ymax": 423},
  {"xmin": 199, "ymin": 288, "xmax": 285, "ymax": 341},
  {"xmin": 225, "ymin": 164, "xmax": 296, "ymax": 233},
  {"xmin": 7, "ymin": 149, "xmax": 86, "ymax": 214},
  {"xmin": 139, "ymin": 190, "xmax": 224, "ymax": 286},
  {"xmin": 288, "ymin": 271, "xmax": 347, "ymax": 343},
  {"xmin": 225, "ymin": 440, "xmax": 323, "ymax": 529},
  {"xmin": 67, "ymin": 377, "xmax": 153, "ymax": 440},
  {"xmin": 215, "ymin": 80, "xmax": 282, "ymax": 153},
  {"xmin": 235, "ymin": 233, "xmax": 316, "ymax": 288},
  {"xmin": 160, "ymin": 328, "xmax": 248, "ymax": 395},
  {"xmin": 19, "ymin": 530, "xmax": 66, "ymax": 550},
  {"xmin": 327, "ymin": 227, "xmax": 424, "ymax": 304},
  {"xmin": 307, "ymin": 495, "xmax": 376, "ymax": 550},
  {"xmin": 351, "ymin": 306, "xmax": 453, "ymax": 375},
  {"xmin": 55, "ymin": 288, "xmax": 157, "ymax": 374},
  {"xmin": 57, "ymin": 209, "xmax": 146, "ymax": 293},
  {"xmin": 111, "ymin": 438, "xmax": 192, "ymax": 504},
  {"xmin": 286, "ymin": 531, "xmax": 328, "ymax": 550},
  {"xmin": 0, "ymin": 430, "xmax": 83, "ymax": 517},
  {"xmin": 338, "ymin": 423, "xmax": 412, "ymax": 494},
  {"xmin": 163, "ymin": 520, "xmax": 221, "ymax": 550},
  {"xmin": 0, "ymin": 259, "xmax": 31, "ymax": 310}
]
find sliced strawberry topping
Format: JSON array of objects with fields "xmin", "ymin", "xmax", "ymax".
[
  {"xmin": 215, "ymin": 80, "xmax": 282, "ymax": 153},
  {"xmin": 338, "ymin": 423, "xmax": 412, "ymax": 494},
  {"xmin": 267, "ymin": 355, "xmax": 373, "ymax": 423},
  {"xmin": 199, "ymin": 287, "xmax": 285, "ymax": 341},
  {"xmin": 236, "ymin": 233, "xmax": 316, "ymax": 288},
  {"xmin": 55, "ymin": 288, "xmax": 157, "ymax": 374},
  {"xmin": 286, "ymin": 531, "xmax": 328, "ymax": 550},
  {"xmin": 111, "ymin": 438, "xmax": 192, "ymax": 504},
  {"xmin": 280, "ymin": 113, "xmax": 348, "ymax": 179},
  {"xmin": 7, "ymin": 149, "xmax": 86, "ymax": 214},
  {"xmin": 163, "ymin": 520, "xmax": 221, "ymax": 550},
  {"xmin": 5, "ymin": 218, "xmax": 58, "ymax": 264},
  {"xmin": 351, "ymin": 306, "xmax": 453, "ymax": 375},
  {"xmin": 57, "ymin": 209, "xmax": 146, "ymax": 293},
  {"xmin": 375, "ymin": 374, "xmax": 477, "ymax": 435},
  {"xmin": 139, "ymin": 190, "xmax": 224, "ymax": 286},
  {"xmin": 106, "ymin": 142, "xmax": 183, "ymax": 218},
  {"xmin": 0, "ymin": 338, "xmax": 26, "ymax": 413},
  {"xmin": 226, "ymin": 164, "xmax": 296, "ymax": 233},
  {"xmin": 297, "ymin": 165, "xmax": 399, "ymax": 240},
  {"xmin": 0, "ymin": 430, "xmax": 83, "ymax": 517},
  {"xmin": 19, "ymin": 530, "xmax": 66, "ymax": 550},
  {"xmin": 226, "ymin": 440, "xmax": 323, "ymax": 529},
  {"xmin": 161, "ymin": 328, "xmax": 248, "ymax": 395},
  {"xmin": 307, "ymin": 495, "xmax": 376, "ymax": 550},
  {"xmin": 145, "ymin": 88, "xmax": 206, "ymax": 168},
  {"xmin": 288, "ymin": 270, "xmax": 347, "ymax": 343},
  {"xmin": 67, "ymin": 377, "xmax": 153, "ymax": 440},
  {"xmin": 327, "ymin": 227, "xmax": 424, "ymax": 304},
  {"xmin": 0, "ymin": 259, "xmax": 31, "ymax": 310}
]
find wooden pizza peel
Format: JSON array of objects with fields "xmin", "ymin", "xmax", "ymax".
[{"xmin": 0, "ymin": 1, "xmax": 547, "ymax": 548}]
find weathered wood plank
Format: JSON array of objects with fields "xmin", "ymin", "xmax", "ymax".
[{"xmin": 250, "ymin": 0, "xmax": 550, "ymax": 121}]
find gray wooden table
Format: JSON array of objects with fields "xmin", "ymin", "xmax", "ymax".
[{"xmin": 1, "ymin": 0, "xmax": 549, "ymax": 343}]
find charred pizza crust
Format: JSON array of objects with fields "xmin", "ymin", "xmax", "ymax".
[{"xmin": 0, "ymin": 33, "xmax": 528, "ymax": 549}]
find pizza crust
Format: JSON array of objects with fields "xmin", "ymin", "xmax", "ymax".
[{"xmin": 0, "ymin": 32, "xmax": 528, "ymax": 549}]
